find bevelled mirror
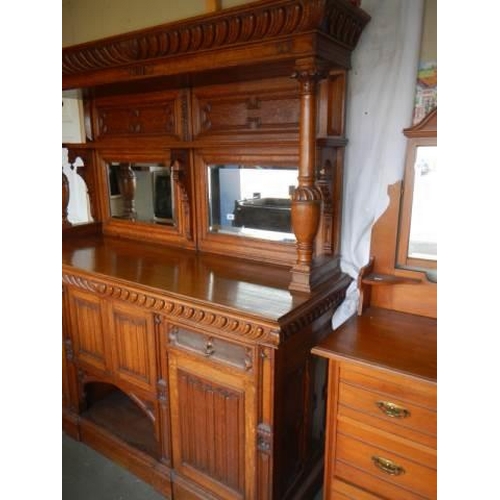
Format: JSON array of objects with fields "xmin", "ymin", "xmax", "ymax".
[
  {"xmin": 397, "ymin": 108, "xmax": 437, "ymax": 279},
  {"xmin": 207, "ymin": 164, "xmax": 297, "ymax": 242},
  {"xmin": 107, "ymin": 162, "xmax": 175, "ymax": 225},
  {"xmin": 194, "ymin": 151, "xmax": 299, "ymax": 266},
  {"xmin": 98, "ymin": 149, "xmax": 194, "ymax": 248}
]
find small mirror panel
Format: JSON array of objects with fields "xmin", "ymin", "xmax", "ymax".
[
  {"xmin": 107, "ymin": 162, "xmax": 175, "ymax": 225},
  {"xmin": 407, "ymin": 146, "xmax": 437, "ymax": 261},
  {"xmin": 207, "ymin": 164, "xmax": 297, "ymax": 242}
]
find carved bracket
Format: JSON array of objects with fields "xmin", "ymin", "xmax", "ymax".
[{"xmin": 170, "ymin": 149, "xmax": 193, "ymax": 240}]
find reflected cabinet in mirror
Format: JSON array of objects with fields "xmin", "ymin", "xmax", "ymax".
[
  {"xmin": 207, "ymin": 164, "xmax": 297, "ymax": 242},
  {"xmin": 397, "ymin": 108, "xmax": 437, "ymax": 278},
  {"xmin": 108, "ymin": 163, "xmax": 175, "ymax": 225}
]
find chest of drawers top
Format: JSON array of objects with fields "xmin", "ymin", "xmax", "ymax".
[{"xmin": 312, "ymin": 306, "xmax": 437, "ymax": 382}]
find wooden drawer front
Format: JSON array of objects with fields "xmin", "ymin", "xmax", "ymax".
[
  {"xmin": 338, "ymin": 364, "xmax": 436, "ymax": 447},
  {"xmin": 94, "ymin": 90, "xmax": 184, "ymax": 140},
  {"xmin": 340, "ymin": 365, "xmax": 436, "ymax": 409},
  {"xmin": 192, "ymin": 78, "xmax": 300, "ymax": 140},
  {"xmin": 169, "ymin": 326, "xmax": 253, "ymax": 372},
  {"xmin": 338, "ymin": 417, "xmax": 436, "ymax": 471},
  {"xmin": 339, "ymin": 382, "xmax": 436, "ymax": 448},
  {"xmin": 336, "ymin": 431, "xmax": 436, "ymax": 499},
  {"xmin": 331, "ymin": 478, "xmax": 381, "ymax": 500}
]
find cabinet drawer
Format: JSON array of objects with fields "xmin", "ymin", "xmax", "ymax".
[
  {"xmin": 331, "ymin": 478, "xmax": 381, "ymax": 500},
  {"xmin": 336, "ymin": 431, "xmax": 436, "ymax": 499},
  {"xmin": 169, "ymin": 325, "xmax": 254, "ymax": 372},
  {"xmin": 338, "ymin": 417, "xmax": 436, "ymax": 470},
  {"xmin": 340, "ymin": 364, "xmax": 436, "ymax": 409},
  {"xmin": 338, "ymin": 365, "xmax": 436, "ymax": 448}
]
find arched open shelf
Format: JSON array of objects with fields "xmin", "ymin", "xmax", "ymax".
[{"xmin": 82, "ymin": 382, "xmax": 159, "ymax": 460}]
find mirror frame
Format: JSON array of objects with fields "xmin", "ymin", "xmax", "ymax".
[
  {"xmin": 194, "ymin": 148, "xmax": 300, "ymax": 267},
  {"xmin": 396, "ymin": 107, "xmax": 437, "ymax": 272},
  {"xmin": 95, "ymin": 148, "xmax": 196, "ymax": 249}
]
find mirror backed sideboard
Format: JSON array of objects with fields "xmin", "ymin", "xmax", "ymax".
[{"xmin": 62, "ymin": 2, "xmax": 371, "ymax": 499}]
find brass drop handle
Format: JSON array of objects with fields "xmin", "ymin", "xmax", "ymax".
[
  {"xmin": 371, "ymin": 456, "xmax": 405, "ymax": 476},
  {"xmin": 376, "ymin": 401, "xmax": 410, "ymax": 419},
  {"xmin": 204, "ymin": 339, "xmax": 215, "ymax": 357}
]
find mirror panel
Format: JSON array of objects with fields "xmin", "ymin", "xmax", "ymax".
[
  {"xmin": 396, "ymin": 107, "xmax": 437, "ymax": 276},
  {"xmin": 207, "ymin": 164, "xmax": 297, "ymax": 242},
  {"xmin": 407, "ymin": 145, "xmax": 437, "ymax": 261},
  {"xmin": 107, "ymin": 162, "xmax": 175, "ymax": 225}
]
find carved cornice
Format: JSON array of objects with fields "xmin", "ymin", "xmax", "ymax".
[
  {"xmin": 62, "ymin": 270, "xmax": 281, "ymax": 345},
  {"xmin": 62, "ymin": 0, "xmax": 369, "ymax": 87},
  {"xmin": 63, "ymin": 268, "xmax": 349, "ymax": 345},
  {"xmin": 281, "ymin": 282, "xmax": 347, "ymax": 339}
]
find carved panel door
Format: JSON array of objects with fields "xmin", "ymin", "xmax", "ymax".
[
  {"xmin": 168, "ymin": 349, "xmax": 257, "ymax": 499},
  {"xmin": 66, "ymin": 287, "xmax": 112, "ymax": 374},
  {"xmin": 107, "ymin": 301, "xmax": 158, "ymax": 395}
]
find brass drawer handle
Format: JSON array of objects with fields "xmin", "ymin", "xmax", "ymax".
[
  {"xmin": 376, "ymin": 401, "xmax": 410, "ymax": 419},
  {"xmin": 371, "ymin": 456, "xmax": 405, "ymax": 476}
]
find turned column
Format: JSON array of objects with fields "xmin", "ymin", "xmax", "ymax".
[
  {"xmin": 289, "ymin": 59, "xmax": 326, "ymax": 293},
  {"xmin": 117, "ymin": 163, "xmax": 137, "ymax": 220}
]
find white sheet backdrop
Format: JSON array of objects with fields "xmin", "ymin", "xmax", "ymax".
[{"xmin": 331, "ymin": 0, "xmax": 425, "ymax": 329}]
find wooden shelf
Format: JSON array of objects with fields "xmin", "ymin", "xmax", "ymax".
[
  {"xmin": 82, "ymin": 389, "xmax": 159, "ymax": 460},
  {"xmin": 361, "ymin": 273, "xmax": 421, "ymax": 286}
]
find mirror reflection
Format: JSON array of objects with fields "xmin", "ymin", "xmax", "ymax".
[
  {"xmin": 207, "ymin": 165, "xmax": 297, "ymax": 242},
  {"xmin": 408, "ymin": 146, "xmax": 437, "ymax": 261},
  {"xmin": 108, "ymin": 163, "xmax": 175, "ymax": 225}
]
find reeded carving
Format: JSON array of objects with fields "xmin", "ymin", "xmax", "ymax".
[{"xmin": 63, "ymin": 0, "xmax": 369, "ymax": 79}]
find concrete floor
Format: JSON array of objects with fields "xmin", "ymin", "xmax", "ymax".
[{"xmin": 62, "ymin": 433, "xmax": 323, "ymax": 499}]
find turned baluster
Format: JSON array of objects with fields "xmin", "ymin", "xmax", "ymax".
[
  {"xmin": 117, "ymin": 163, "xmax": 137, "ymax": 220},
  {"xmin": 289, "ymin": 59, "xmax": 326, "ymax": 293}
]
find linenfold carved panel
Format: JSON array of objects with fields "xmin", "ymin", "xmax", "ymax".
[
  {"xmin": 69, "ymin": 290, "xmax": 107, "ymax": 372},
  {"xmin": 110, "ymin": 306, "xmax": 157, "ymax": 393},
  {"xmin": 177, "ymin": 370, "xmax": 245, "ymax": 494}
]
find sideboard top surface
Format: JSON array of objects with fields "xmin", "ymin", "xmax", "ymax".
[
  {"xmin": 62, "ymin": 233, "xmax": 314, "ymax": 321},
  {"xmin": 312, "ymin": 307, "xmax": 437, "ymax": 382}
]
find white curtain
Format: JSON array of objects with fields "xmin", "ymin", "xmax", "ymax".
[{"xmin": 332, "ymin": 0, "xmax": 424, "ymax": 328}]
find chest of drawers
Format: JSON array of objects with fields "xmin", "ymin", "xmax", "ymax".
[{"xmin": 312, "ymin": 307, "xmax": 437, "ymax": 499}]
